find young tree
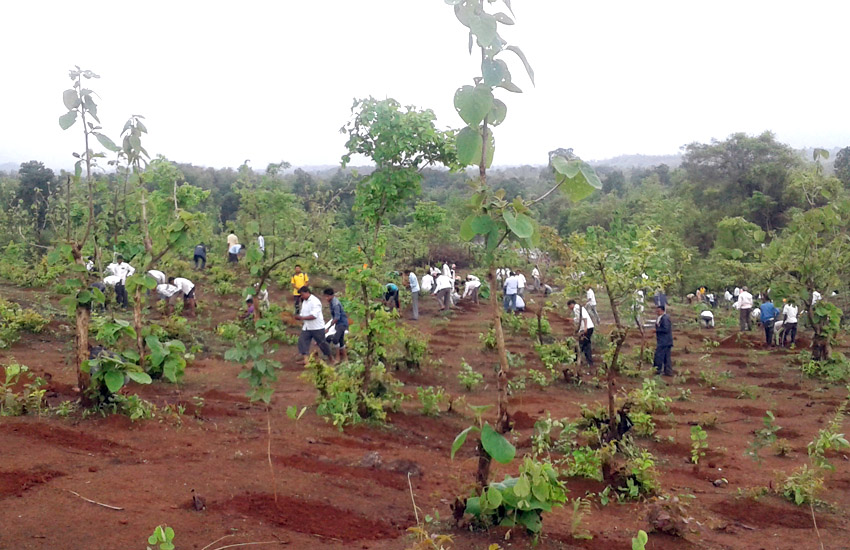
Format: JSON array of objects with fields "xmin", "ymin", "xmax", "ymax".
[
  {"xmin": 761, "ymin": 201, "xmax": 850, "ymax": 360},
  {"xmin": 341, "ymin": 97, "xmax": 456, "ymax": 412},
  {"xmin": 53, "ymin": 67, "xmax": 122, "ymax": 404},
  {"xmin": 445, "ymin": 0, "xmax": 600, "ymax": 485}
]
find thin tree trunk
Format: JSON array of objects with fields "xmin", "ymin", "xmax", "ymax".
[
  {"xmin": 134, "ymin": 287, "xmax": 145, "ymax": 368},
  {"xmin": 75, "ymin": 304, "xmax": 92, "ymax": 406}
]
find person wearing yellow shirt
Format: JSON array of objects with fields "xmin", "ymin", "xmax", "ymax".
[{"xmin": 290, "ymin": 264, "xmax": 309, "ymax": 313}]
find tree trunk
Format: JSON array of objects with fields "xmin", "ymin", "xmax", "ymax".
[
  {"xmin": 475, "ymin": 438, "xmax": 492, "ymax": 489},
  {"xmin": 134, "ymin": 287, "xmax": 145, "ymax": 368},
  {"xmin": 75, "ymin": 304, "xmax": 92, "ymax": 407},
  {"xmin": 359, "ymin": 282, "xmax": 374, "ymax": 416},
  {"xmin": 490, "ymin": 268, "xmax": 510, "ymax": 434}
]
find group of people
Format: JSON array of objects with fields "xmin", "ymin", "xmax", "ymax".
[
  {"xmin": 87, "ymin": 255, "xmax": 196, "ymax": 315},
  {"xmin": 730, "ymin": 285, "xmax": 803, "ymax": 347}
]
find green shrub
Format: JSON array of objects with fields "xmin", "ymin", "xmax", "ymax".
[
  {"xmin": 145, "ymin": 336, "xmax": 188, "ymax": 384},
  {"xmin": 417, "ymin": 386, "xmax": 447, "ymax": 416},
  {"xmin": 457, "ymin": 359, "xmax": 483, "ymax": 391}
]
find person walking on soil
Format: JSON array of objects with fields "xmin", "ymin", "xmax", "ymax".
[
  {"xmin": 432, "ymin": 271, "xmax": 453, "ymax": 311},
  {"xmin": 568, "ymin": 299, "xmax": 594, "ymax": 367},
  {"xmin": 323, "ymin": 288, "xmax": 349, "ymax": 362},
  {"xmin": 193, "ymin": 242, "xmax": 207, "ymax": 270},
  {"xmin": 585, "ymin": 284, "xmax": 600, "ymax": 325},
  {"xmin": 226, "ymin": 231, "xmax": 239, "ymax": 253},
  {"xmin": 407, "ymin": 270, "xmax": 420, "ymax": 320},
  {"xmin": 654, "ymin": 304, "xmax": 673, "ymax": 376},
  {"xmin": 517, "ymin": 270, "xmax": 527, "ymax": 297},
  {"xmin": 759, "ymin": 294, "xmax": 780, "ymax": 347},
  {"xmin": 734, "ymin": 286, "xmax": 754, "ymax": 331},
  {"xmin": 290, "ymin": 265, "xmax": 309, "ymax": 314},
  {"xmin": 782, "ymin": 298, "xmax": 799, "ymax": 347},
  {"xmin": 294, "ymin": 286, "xmax": 332, "ymax": 362},
  {"xmin": 106, "ymin": 255, "xmax": 135, "ymax": 309}
]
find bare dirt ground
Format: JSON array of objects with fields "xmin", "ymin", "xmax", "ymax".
[{"xmin": 1, "ymin": 281, "xmax": 849, "ymax": 550}]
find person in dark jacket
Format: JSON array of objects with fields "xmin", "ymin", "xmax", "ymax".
[
  {"xmin": 654, "ymin": 304, "xmax": 673, "ymax": 376},
  {"xmin": 193, "ymin": 243, "xmax": 207, "ymax": 270}
]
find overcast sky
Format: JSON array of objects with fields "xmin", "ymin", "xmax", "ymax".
[{"xmin": 2, "ymin": 1, "xmax": 849, "ymax": 171}]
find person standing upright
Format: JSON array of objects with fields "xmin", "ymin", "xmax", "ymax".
[
  {"xmin": 107, "ymin": 255, "xmax": 135, "ymax": 309},
  {"xmin": 654, "ymin": 304, "xmax": 673, "ymax": 376},
  {"xmin": 290, "ymin": 265, "xmax": 309, "ymax": 314},
  {"xmin": 503, "ymin": 271, "xmax": 519, "ymax": 313},
  {"xmin": 294, "ymin": 286, "xmax": 332, "ymax": 363},
  {"xmin": 759, "ymin": 294, "xmax": 780, "ymax": 347},
  {"xmin": 257, "ymin": 233, "xmax": 265, "ymax": 256},
  {"xmin": 735, "ymin": 286, "xmax": 754, "ymax": 331},
  {"xmin": 568, "ymin": 300, "xmax": 594, "ymax": 366},
  {"xmin": 407, "ymin": 269, "xmax": 420, "ymax": 320},
  {"xmin": 585, "ymin": 284, "xmax": 600, "ymax": 325},
  {"xmin": 782, "ymin": 298, "xmax": 799, "ymax": 347},
  {"xmin": 226, "ymin": 231, "xmax": 239, "ymax": 260},
  {"xmin": 531, "ymin": 265, "xmax": 541, "ymax": 292},
  {"xmin": 517, "ymin": 270, "xmax": 527, "ymax": 297},
  {"xmin": 442, "ymin": 261, "xmax": 452, "ymax": 279}
]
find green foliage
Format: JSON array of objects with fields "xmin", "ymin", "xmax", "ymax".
[
  {"xmin": 0, "ymin": 298, "xmax": 50, "ymax": 348},
  {"xmin": 569, "ymin": 497, "xmax": 593, "ymax": 540},
  {"xmin": 451, "ymin": 422, "xmax": 516, "ymax": 464},
  {"xmin": 216, "ymin": 321, "xmax": 244, "ymax": 342},
  {"xmin": 479, "ymin": 326, "xmax": 497, "ymax": 350},
  {"xmin": 564, "ymin": 446, "xmax": 603, "ymax": 481},
  {"xmin": 781, "ymin": 464, "xmax": 824, "ymax": 506},
  {"xmin": 145, "ymin": 336, "xmax": 187, "ymax": 384},
  {"xmin": 745, "ymin": 410, "xmax": 781, "ymax": 462},
  {"xmin": 417, "ymin": 386, "xmax": 447, "ymax": 416},
  {"xmin": 90, "ymin": 316, "xmax": 136, "ymax": 347},
  {"xmin": 630, "ymin": 411, "xmax": 656, "ymax": 438},
  {"xmin": 302, "ymin": 357, "xmax": 402, "ymax": 430},
  {"xmin": 690, "ymin": 426, "xmax": 708, "ymax": 465},
  {"xmin": 464, "ymin": 457, "xmax": 567, "ymax": 536},
  {"xmin": 807, "ymin": 406, "xmax": 849, "ymax": 471},
  {"xmin": 0, "ymin": 363, "xmax": 46, "ymax": 416},
  {"xmin": 458, "ymin": 359, "xmax": 484, "ymax": 391},
  {"xmin": 535, "ymin": 339, "xmax": 576, "ymax": 371},
  {"xmin": 628, "ymin": 378, "xmax": 672, "ymax": 414},
  {"xmin": 632, "ymin": 530, "xmax": 649, "ymax": 550},
  {"xmin": 226, "ymin": 333, "xmax": 281, "ymax": 404},
  {"xmin": 801, "ymin": 351, "xmax": 850, "ymax": 382},
  {"xmin": 147, "ymin": 525, "xmax": 175, "ymax": 550},
  {"xmin": 532, "ymin": 415, "xmax": 578, "ymax": 458},
  {"xmin": 82, "ymin": 351, "xmax": 151, "ymax": 401},
  {"xmin": 618, "ymin": 446, "xmax": 660, "ymax": 500}
]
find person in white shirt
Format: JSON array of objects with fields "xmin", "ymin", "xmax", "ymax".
[
  {"xmin": 294, "ymin": 286, "xmax": 332, "ymax": 361},
  {"xmin": 450, "ymin": 263, "xmax": 457, "ymax": 281},
  {"xmin": 516, "ymin": 271, "xmax": 527, "ymax": 297},
  {"xmin": 734, "ymin": 287, "xmax": 741, "ymax": 298},
  {"xmin": 147, "ymin": 270, "xmax": 167, "ymax": 285},
  {"xmin": 724, "ymin": 289, "xmax": 734, "ymax": 306},
  {"xmin": 106, "ymin": 255, "xmax": 135, "ymax": 308},
  {"xmin": 169, "ymin": 276, "xmax": 196, "ymax": 316},
  {"xmin": 257, "ymin": 234, "xmax": 265, "ymax": 254},
  {"xmin": 463, "ymin": 274, "xmax": 481, "ymax": 303},
  {"xmin": 253, "ymin": 282, "xmax": 270, "ymax": 311},
  {"xmin": 421, "ymin": 270, "xmax": 434, "ymax": 293},
  {"xmin": 568, "ymin": 299, "xmax": 595, "ymax": 366},
  {"xmin": 432, "ymin": 273, "xmax": 453, "ymax": 311},
  {"xmin": 585, "ymin": 285, "xmax": 600, "ymax": 325},
  {"xmin": 442, "ymin": 262, "xmax": 452, "ymax": 279},
  {"xmin": 155, "ymin": 282, "xmax": 180, "ymax": 314},
  {"xmin": 503, "ymin": 272, "xmax": 519, "ymax": 313},
  {"xmin": 531, "ymin": 266, "xmax": 541, "ymax": 291},
  {"xmin": 86, "ymin": 257, "xmax": 95, "ymax": 272},
  {"xmin": 782, "ymin": 299, "xmax": 799, "ymax": 347},
  {"xmin": 734, "ymin": 286, "xmax": 753, "ymax": 331},
  {"xmin": 407, "ymin": 269, "xmax": 420, "ymax": 320},
  {"xmin": 633, "ymin": 289, "xmax": 646, "ymax": 328},
  {"xmin": 699, "ymin": 309, "xmax": 715, "ymax": 328},
  {"xmin": 812, "ymin": 290, "xmax": 822, "ymax": 306},
  {"xmin": 228, "ymin": 243, "xmax": 242, "ymax": 263},
  {"xmin": 515, "ymin": 294, "xmax": 526, "ymax": 312}
]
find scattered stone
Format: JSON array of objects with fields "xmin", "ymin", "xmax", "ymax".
[{"xmin": 359, "ymin": 451, "xmax": 382, "ymax": 468}]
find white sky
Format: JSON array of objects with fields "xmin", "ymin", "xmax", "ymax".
[{"xmin": 2, "ymin": 1, "xmax": 849, "ymax": 171}]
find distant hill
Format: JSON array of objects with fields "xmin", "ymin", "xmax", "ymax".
[
  {"xmin": 0, "ymin": 162, "xmax": 18, "ymax": 174},
  {"xmin": 590, "ymin": 154, "xmax": 682, "ymax": 170}
]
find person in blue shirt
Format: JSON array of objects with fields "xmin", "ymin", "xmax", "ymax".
[
  {"xmin": 323, "ymin": 288, "xmax": 349, "ymax": 362},
  {"xmin": 759, "ymin": 294, "xmax": 781, "ymax": 347},
  {"xmin": 384, "ymin": 282, "xmax": 400, "ymax": 310}
]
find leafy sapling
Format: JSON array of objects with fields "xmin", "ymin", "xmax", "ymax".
[{"xmin": 690, "ymin": 425, "xmax": 708, "ymax": 465}]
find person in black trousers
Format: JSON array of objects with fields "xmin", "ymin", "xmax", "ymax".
[{"xmin": 654, "ymin": 304, "xmax": 673, "ymax": 376}]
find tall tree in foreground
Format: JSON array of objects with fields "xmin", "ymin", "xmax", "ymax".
[
  {"xmin": 341, "ymin": 97, "xmax": 456, "ymax": 412},
  {"xmin": 52, "ymin": 67, "xmax": 122, "ymax": 404},
  {"xmin": 445, "ymin": 0, "xmax": 600, "ymax": 486}
]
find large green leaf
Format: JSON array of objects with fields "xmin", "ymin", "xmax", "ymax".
[
  {"xmin": 454, "ymin": 85, "xmax": 494, "ymax": 127},
  {"xmin": 481, "ymin": 423, "xmax": 515, "ymax": 463},
  {"xmin": 517, "ymin": 510, "xmax": 542, "ymax": 533},
  {"xmin": 482, "ymin": 59, "xmax": 507, "ymax": 87},
  {"xmin": 94, "ymin": 132, "xmax": 121, "ymax": 152},
  {"xmin": 486, "ymin": 226, "xmax": 502, "ymax": 252},
  {"xmin": 104, "ymin": 371, "xmax": 124, "ymax": 393},
  {"xmin": 451, "ymin": 425, "xmax": 479, "ymax": 459},
  {"xmin": 59, "ymin": 110, "xmax": 77, "ymax": 130},
  {"xmin": 505, "ymin": 45, "xmax": 535, "ymax": 85},
  {"xmin": 127, "ymin": 371, "xmax": 152, "ymax": 385},
  {"xmin": 469, "ymin": 13, "xmax": 497, "ymax": 47},
  {"xmin": 465, "ymin": 496, "xmax": 481, "ymax": 515},
  {"xmin": 503, "ymin": 211, "xmax": 533, "ymax": 239},
  {"xmin": 487, "ymin": 99, "xmax": 507, "ymax": 126},
  {"xmin": 63, "ymin": 89, "xmax": 80, "ymax": 110},
  {"xmin": 456, "ymin": 126, "xmax": 483, "ymax": 166},
  {"xmin": 560, "ymin": 162, "xmax": 602, "ymax": 202},
  {"xmin": 551, "ymin": 156, "xmax": 580, "ymax": 178},
  {"xmin": 471, "ymin": 214, "xmax": 495, "ymax": 235}
]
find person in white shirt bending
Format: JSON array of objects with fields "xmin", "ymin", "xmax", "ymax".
[
  {"xmin": 463, "ymin": 274, "xmax": 481, "ymax": 303},
  {"xmin": 106, "ymin": 255, "xmax": 135, "ymax": 309},
  {"xmin": 568, "ymin": 299, "xmax": 595, "ymax": 366},
  {"xmin": 733, "ymin": 286, "xmax": 753, "ymax": 331},
  {"xmin": 585, "ymin": 285, "xmax": 600, "ymax": 325},
  {"xmin": 155, "ymin": 282, "xmax": 180, "ymax": 315},
  {"xmin": 432, "ymin": 273, "xmax": 453, "ymax": 311},
  {"xmin": 782, "ymin": 299, "xmax": 799, "ymax": 347},
  {"xmin": 294, "ymin": 286, "xmax": 332, "ymax": 362},
  {"xmin": 169, "ymin": 276, "xmax": 196, "ymax": 317}
]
